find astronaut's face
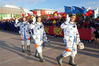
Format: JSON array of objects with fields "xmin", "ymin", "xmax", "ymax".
[
  {"xmin": 37, "ymin": 17, "xmax": 41, "ymax": 22},
  {"xmin": 23, "ymin": 18, "xmax": 26, "ymax": 22},
  {"xmin": 70, "ymin": 15, "xmax": 76, "ymax": 22}
]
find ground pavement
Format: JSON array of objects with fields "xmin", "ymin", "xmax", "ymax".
[{"xmin": 0, "ymin": 30, "xmax": 99, "ymax": 66}]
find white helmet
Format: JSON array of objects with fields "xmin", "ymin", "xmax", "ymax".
[{"xmin": 78, "ymin": 42, "xmax": 85, "ymax": 49}]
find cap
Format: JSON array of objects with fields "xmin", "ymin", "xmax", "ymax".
[{"xmin": 69, "ymin": 14, "xmax": 76, "ymax": 17}]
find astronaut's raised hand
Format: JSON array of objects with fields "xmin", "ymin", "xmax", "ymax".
[
  {"xmin": 66, "ymin": 14, "xmax": 70, "ymax": 22},
  {"xmin": 15, "ymin": 18, "xmax": 19, "ymax": 24},
  {"xmin": 32, "ymin": 16, "xmax": 36, "ymax": 24}
]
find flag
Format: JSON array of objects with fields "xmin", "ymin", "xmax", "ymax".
[
  {"xmin": 40, "ymin": 10, "xmax": 45, "ymax": 15},
  {"xmin": 22, "ymin": 13, "xmax": 25, "ymax": 17},
  {"xmin": 81, "ymin": 7, "xmax": 87, "ymax": 14},
  {"xmin": 64, "ymin": 6, "xmax": 83, "ymax": 14},
  {"xmin": 33, "ymin": 11, "xmax": 37, "ymax": 15},
  {"xmin": 72, "ymin": 6, "xmax": 82, "ymax": 14},
  {"xmin": 64, "ymin": 6, "xmax": 72, "ymax": 13},
  {"xmin": 85, "ymin": 10, "xmax": 93, "ymax": 16},
  {"xmin": 27, "ymin": 13, "xmax": 31, "ymax": 16}
]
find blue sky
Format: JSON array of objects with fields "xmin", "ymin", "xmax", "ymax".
[{"xmin": 0, "ymin": 0, "xmax": 99, "ymax": 11}]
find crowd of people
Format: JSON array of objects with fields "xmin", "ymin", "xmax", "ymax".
[
  {"xmin": 0, "ymin": 12, "xmax": 99, "ymax": 40},
  {"xmin": 0, "ymin": 18, "xmax": 19, "ymax": 32}
]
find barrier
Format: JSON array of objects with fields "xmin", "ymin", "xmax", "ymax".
[
  {"xmin": 44, "ymin": 26, "xmax": 92, "ymax": 40},
  {"xmin": 78, "ymin": 28, "xmax": 92, "ymax": 40}
]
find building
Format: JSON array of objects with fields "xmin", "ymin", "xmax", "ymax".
[
  {"xmin": 0, "ymin": 5, "xmax": 25, "ymax": 20},
  {"xmin": 30, "ymin": 9, "xmax": 56, "ymax": 16}
]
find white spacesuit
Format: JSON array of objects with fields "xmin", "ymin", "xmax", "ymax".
[
  {"xmin": 61, "ymin": 20, "xmax": 80, "ymax": 57},
  {"xmin": 30, "ymin": 17, "xmax": 47, "ymax": 62},
  {"xmin": 56, "ymin": 14, "xmax": 84, "ymax": 66},
  {"xmin": 15, "ymin": 19, "xmax": 31, "ymax": 54},
  {"xmin": 33, "ymin": 22, "xmax": 45, "ymax": 52}
]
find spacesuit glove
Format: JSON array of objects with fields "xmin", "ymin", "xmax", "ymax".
[
  {"xmin": 33, "ymin": 17, "xmax": 36, "ymax": 24},
  {"xmin": 15, "ymin": 19, "xmax": 19, "ymax": 24},
  {"xmin": 66, "ymin": 14, "xmax": 70, "ymax": 23}
]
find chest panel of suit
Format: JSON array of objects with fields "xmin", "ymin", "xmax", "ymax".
[
  {"xmin": 34, "ymin": 23, "xmax": 44, "ymax": 35},
  {"xmin": 20, "ymin": 23, "xmax": 28, "ymax": 31},
  {"xmin": 64, "ymin": 23, "xmax": 77, "ymax": 37}
]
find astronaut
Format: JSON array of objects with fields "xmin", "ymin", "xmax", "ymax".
[
  {"xmin": 15, "ymin": 17, "xmax": 31, "ymax": 55},
  {"xmin": 30, "ymin": 16, "xmax": 47, "ymax": 62},
  {"xmin": 56, "ymin": 14, "xmax": 84, "ymax": 66}
]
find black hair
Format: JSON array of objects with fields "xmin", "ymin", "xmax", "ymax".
[
  {"xmin": 69, "ymin": 14, "xmax": 76, "ymax": 17},
  {"xmin": 36, "ymin": 16, "xmax": 41, "ymax": 22}
]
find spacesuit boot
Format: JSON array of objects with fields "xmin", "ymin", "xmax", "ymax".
[
  {"xmin": 38, "ymin": 53, "xmax": 45, "ymax": 62},
  {"xmin": 27, "ymin": 45, "xmax": 31, "ymax": 55},
  {"xmin": 21, "ymin": 45, "xmax": 25, "ymax": 53},
  {"xmin": 56, "ymin": 54, "xmax": 64, "ymax": 66},
  {"xmin": 69, "ymin": 56, "xmax": 78, "ymax": 66},
  {"xmin": 35, "ymin": 50, "xmax": 39, "ymax": 58}
]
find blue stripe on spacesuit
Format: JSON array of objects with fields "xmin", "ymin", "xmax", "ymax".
[
  {"xmin": 24, "ymin": 24, "xmax": 27, "ymax": 41},
  {"xmin": 64, "ymin": 39, "xmax": 72, "ymax": 50},
  {"xmin": 24, "ymin": 28, "xmax": 26, "ymax": 40},
  {"xmin": 64, "ymin": 39, "xmax": 67, "ymax": 48},
  {"xmin": 72, "ymin": 36, "xmax": 75, "ymax": 51},
  {"xmin": 72, "ymin": 36, "xmax": 77, "ymax": 51},
  {"xmin": 64, "ymin": 29, "xmax": 66, "ymax": 35},
  {"xmin": 74, "ymin": 36, "xmax": 76, "ymax": 43},
  {"xmin": 40, "ymin": 35, "xmax": 43, "ymax": 41}
]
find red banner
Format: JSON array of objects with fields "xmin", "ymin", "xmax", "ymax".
[
  {"xmin": 44, "ymin": 25, "xmax": 92, "ymax": 40},
  {"xmin": 78, "ymin": 28, "xmax": 91, "ymax": 40},
  {"xmin": 53, "ymin": 26, "xmax": 64, "ymax": 36},
  {"xmin": 44, "ymin": 26, "xmax": 50, "ymax": 34}
]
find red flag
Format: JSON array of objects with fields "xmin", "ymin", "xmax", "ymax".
[
  {"xmin": 85, "ymin": 10, "xmax": 93, "ymax": 16},
  {"xmin": 22, "ymin": 13, "xmax": 25, "ymax": 17},
  {"xmin": 63, "ymin": 12, "xmax": 66, "ymax": 15},
  {"xmin": 33, "ymin": 11, "xmax": 37, "ymax": 15},
  {"xmin": 40, "ymin": 10, "xmax": 45, "ymax": 15},
  {"xmin": 85, "ymin": 13, "xmax": 88, "ymax": 16},
  {"xmin": 88, "ymin": 10, "xmax": 93, "ymax": 15},
  {"xmin": 63, "ymin": 15, "xmax": 66, "ymax": 18}
]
